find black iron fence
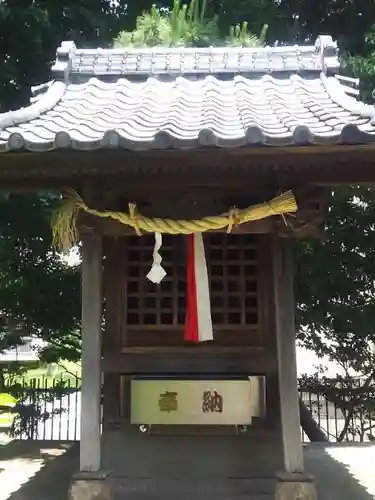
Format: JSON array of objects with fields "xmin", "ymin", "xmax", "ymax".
[
  {"xmin": 1, "ymin": 375, "xmax": 81, "ymax": 440},
  {"xmin": 300, "ymin": 380, "xmax": 375, "ymax": 443},
  {"xmin": 1, "ymin": 376, "xmax": 374, "ymax": 442}
]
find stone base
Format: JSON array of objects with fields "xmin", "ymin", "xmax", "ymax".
[
  {"xmin": 275, "ymin": 472, "xmax": 317, "ymax": 500},
  {"xmin": 68, "ymin": 471, "xmax": 112, "ymax": 500}
]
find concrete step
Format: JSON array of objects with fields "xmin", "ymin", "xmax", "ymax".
[
  {"xmin": 111, "ymin": 476, "xmax": 276, "ymax": 499},
  {"xmin": 114, "ymin": 495, "xmax": 273, "ymax": 500}
]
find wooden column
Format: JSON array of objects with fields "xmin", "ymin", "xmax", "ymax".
[
  {"xmin": 273, "ymin": 237, "xmax": 304, "ymax": 474},
  {"xmin": 102, "ymin": 237, "xmax": 127, "ymax": 430},
  {"xmin": 80, "ymin": 232, "xmax": 102, "ymax": 472}
]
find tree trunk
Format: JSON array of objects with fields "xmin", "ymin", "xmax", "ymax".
[
  {"xmin": 0, "ymin": 368, "xmax": 5, "ymax": 392},
  {"xmin": 299, "ymin": 398, "xmax": 328, "ymax": 442}
]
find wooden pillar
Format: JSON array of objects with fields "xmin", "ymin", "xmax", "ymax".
[
  {"xmin": 272, "ymin": 237, "xmax": 317, "ymax": 499},
  {"xmin": 80, "ymin": 232, "xmax": 102, "ymax": 472},
  {"xmin": 102, "ymin": 237, "xmax": 127, "ymax": 430},
  {"xmin": 272, "ymin": 237, "xmax": 304, "ymax": 474}
]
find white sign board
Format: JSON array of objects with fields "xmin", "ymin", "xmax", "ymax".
[{"xmin": 130, "ymin": 379, "xmax": 262, "ymax": 426}]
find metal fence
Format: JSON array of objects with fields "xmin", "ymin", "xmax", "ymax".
[
  {"xmin": 2, "ymin": 375, "xmax": 81, "ymax": 441},
  {"xmin": 1, "ymin": 376, "xmax": 374, "ymax": 442},
  {"xmin": 300, "ymin": 383, "xmax": 375, "ymax": 443}
]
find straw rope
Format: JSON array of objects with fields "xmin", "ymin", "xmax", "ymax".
[{"xmin": 52, "ymin": 189, "xmax": 297, "ymax": 253}]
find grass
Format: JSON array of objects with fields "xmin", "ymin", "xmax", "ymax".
[
  {"xmin": 0, "ymin": 432, "xmax": 11, "ymax": 445},
  {"xmin": 0, "ymin": 414, "xmax": 13, "ymax": 428},
  {"xmin": 5, "ymin": 361, "xmax": 81, "ymax": 388}
]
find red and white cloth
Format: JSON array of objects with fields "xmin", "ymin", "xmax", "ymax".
[{"xmin": 184, "ymin": 233, "xmax": 214, "ymax": 343}]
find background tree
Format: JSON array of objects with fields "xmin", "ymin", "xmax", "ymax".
[
  {"xmin": 0, "ymin": 193, "xmax": 81, "ymax": 365},
  {"xmin": 0, "ymin": 192, "xmax": 81, "ymax": 436},
  {"xmin": 114, "ymin": 0, "xmax": 266, "ymax": 48},
  {"xmin": 278, "ymin": 0, "xmax": 374, "ymax": 48},
  {"xmin": 296, "ymin": 187, "xmax": 375, "ymax": 368},
  {"xmin": 290, "ymin": 18, "xmax": 375, "ymax": 440},
  {"xmin": 210, "ymin": 0, "xmax": 293, "ymax": 43},
  {"xmin": 295, "ymin": 187, "xmax": 375, "ymax": 441},
  {"xmin": 114, "ymin": 0, "xmax": 219, "ymax": 48},
  {"xmin": 0, "ymin": 0, "xmax": 129, "ymax": 367},
  {"xmin": 0, "ymin": 0, "xmax": 128, "ymax": 111}
]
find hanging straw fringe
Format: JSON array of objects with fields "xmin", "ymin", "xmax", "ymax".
[
  {"xmin": 51, "ymin": 189, "xmax": 298, "ymax": 253},
  {"xmin": 51, "ymin": 189, "xmax": 85, "ymax": 254}
]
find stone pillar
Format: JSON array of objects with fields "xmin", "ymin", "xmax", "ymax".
[
  {"xmin": 69, "ymin": 471, "xmax": 111, "ymax": 500},
  {"xmin": 69, "ymin": 233, "xmax": 111, "ymax": 500},
  {"xmin": 272, "ymin": 238, "xmax": 317, "ymax": 500}
]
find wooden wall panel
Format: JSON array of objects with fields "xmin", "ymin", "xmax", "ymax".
[
  {"xmin": 104, "ymin": 234, "xmax": 266, "ymax": 348},
  {"xmin": 103, "ymin": 236, "xmax": 128, "ymax": 349}
]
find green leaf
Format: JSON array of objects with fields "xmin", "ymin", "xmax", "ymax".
[{"xmin": 0, "ymin": 393, "xmax": 17, "ymax": 407}]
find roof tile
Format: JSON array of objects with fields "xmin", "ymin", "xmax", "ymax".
[
  {"xmin": 50, "ymin": 36, "xmax": 340, "ymax": 80},
  {"xmin": 0, "ymin": 37, "xmax": 374, "ymax": 152},
  {"xmin": 0, "ymin": 73, "xmax": 375, "ymax": 152}
]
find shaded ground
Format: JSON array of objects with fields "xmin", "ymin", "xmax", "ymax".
[
  {"xmin": 306, "ymin": 442, "xmax": 375, "ymax": 500},
  {"xmin": 0, "ymin": 440, "xmax": 374, "ymax": 499},
  {"xmin": 0, "ymin": 440, "xmax": 77, "ymax": 500}
]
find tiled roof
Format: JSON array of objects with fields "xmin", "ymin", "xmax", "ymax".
[
  {"xmin": 1, "ymin": 35, "xmax": 375, "ymax": 152},
  {"xmin": 60, "ymin": 36, "xmax": 339, "ymax": 78}
]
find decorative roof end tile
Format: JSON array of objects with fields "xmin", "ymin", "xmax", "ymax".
[
  {"xmin": 52, "ymin": 41, "xmax": 77, "ymax": 83},
  {"xmin": 315, "ymin": 35, "xmax": 339, "ymax": 75}
]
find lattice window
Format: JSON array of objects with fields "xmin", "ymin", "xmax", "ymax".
[
  {"xmin": 208, "ymin": 234, "xmax": 258, "ymax": 328},
  {"xmin": 124, "ymin": 234, "xmax": 258, "ymax": 332},
  {"xmin": 126, "ymin": 235, "xmax": 185, "ymax": 327}
]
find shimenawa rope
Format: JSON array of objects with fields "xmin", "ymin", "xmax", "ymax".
[{"xmin": 51, "ymin": 189, "xmax": 297, "ymax": 253}]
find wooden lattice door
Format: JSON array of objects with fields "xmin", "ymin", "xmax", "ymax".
[{"xmin": 104, "ymin": 234, "xmax": 263, "ymax": 347}]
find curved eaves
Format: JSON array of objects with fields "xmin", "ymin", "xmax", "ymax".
[{"xmin": 0, "ymin": 81, "xmax": 66, "ymax": 131}]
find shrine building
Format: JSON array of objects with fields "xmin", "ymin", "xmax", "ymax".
[{"xmin": 1, "ymin": 35, "xmax": 375, "ymax": 500}]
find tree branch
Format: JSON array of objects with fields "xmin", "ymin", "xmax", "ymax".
[{"xmin": 57, "ymin": 362, "xmax": 81, "ymax": 381}]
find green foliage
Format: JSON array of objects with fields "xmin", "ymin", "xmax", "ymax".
[
  {"xmin": 114, "ymin": 0, "xmax": 219, "ymax": 48},
  {"xmin": 3, "ymin": 376, "xmax": 78, "ymax": 439},
  {"xmin": 114, "ymin": 0, "xmax": 268, "ymax": 48},
  {"xmin": 227, "ymin": 22, "xmax": 268, "ymax": 47},
  {"xmin": 0, "ymin": 392, "xmax": 17, "ymax": 407},
  {"xmin": 277, "ymin": 0, "xmax": 375, "ymax": 49},
  {"xmin": 0, "ymin": 193, "xmax": 81, "ymax": 363},
  {"xmin": 212, "ymin": 0, "xmax": 291, "ymax": 44},
  {"xmin": 0, "ymin": 392, "xmax": 16, "ymax": 428},
  {"xmin": 296, "ymin": 187, "xmax": 375, "ymax": 375},
  {"xmin": 1, "ymin": 368, "xmax": 81, "ymax": 438},
  {"xmin": 343, "ymin": 25, "xmax": 375, "ymax": 102},
  {"xmin": 0, "ymin": 0, "xmax": 119, "ymax": 366},
  {"xmin": 0, "ymin": 0, "xmax": 128, "ymax": 437},
  {"xmin": 114, "ymin": 5, "xmax": 171, "ymax": 48},
  {"xmin": 0, "ymin": 0, "xmax": 127, "ymax": 110}
]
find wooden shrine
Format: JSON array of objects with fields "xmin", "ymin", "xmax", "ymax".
[{"xmin": 1, "ymin": 35, "xmax": 375, "ymax": 500}]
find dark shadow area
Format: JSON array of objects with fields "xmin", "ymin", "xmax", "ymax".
[
  {"xmin": 305, "ymin": 443, "xmax": 375, "ymax": 500},
  {"xmin": 0, "ymin": 440, "xmax": 78, "ymax": 500}
]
